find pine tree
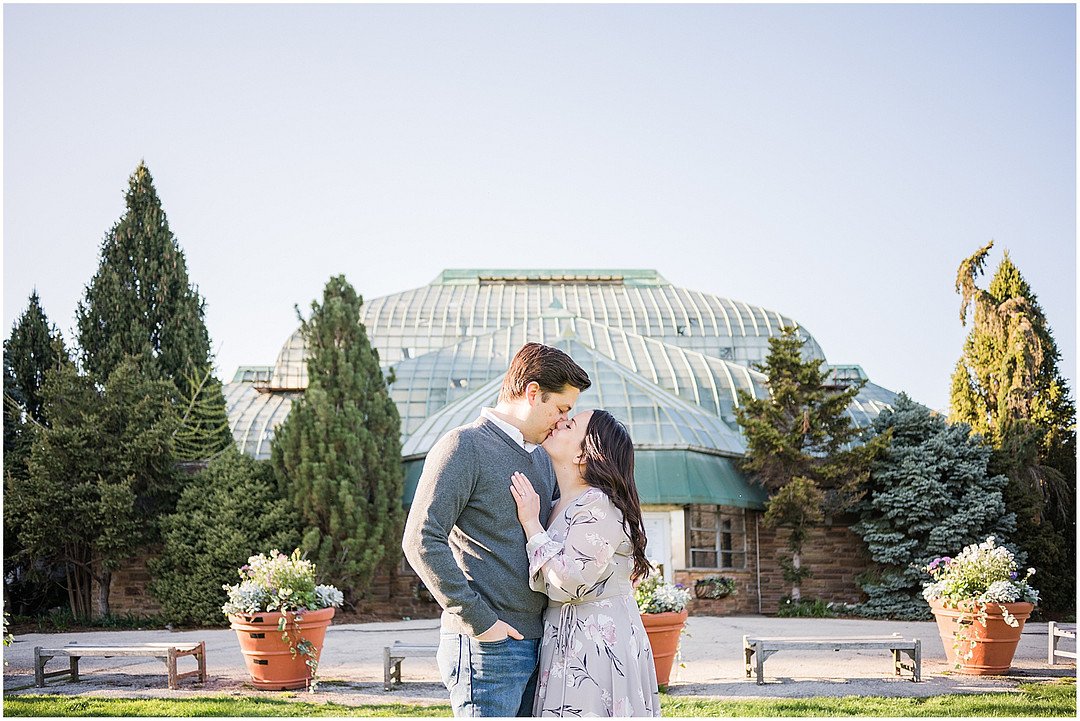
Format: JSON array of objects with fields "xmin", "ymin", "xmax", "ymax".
[
  {"xmin": 3, "ymin": 292, "xmax": 71, "ymax": 614},
  {"xmin": 950, "ymin": 241, "xmax": 1076, "ymax": 613},
  {"xmin": 11, "ymin": 357, "xmax": 179, "ymax": 616},
  {"xmin": 75, "ymin": 161, "xmax": 230, "ymax": 458},
  {"xmin": 853, "ymin": 394, "xmax": 1014, "ymax": 619},
  {"xmin": 271, "ymin": 275, "xmax": 404, "ymax": 603},
  {"xmin": 734, "ymin": 327, "xmax": 885, "ymax": 600}
]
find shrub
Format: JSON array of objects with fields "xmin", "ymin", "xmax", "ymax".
[
  {"xmin": 776, "ymin": 597, "xmax": 836, "ymax": 618},
  {"xmin": 149, "ymin": 449, "xmax": 300, "ymax": 625}
]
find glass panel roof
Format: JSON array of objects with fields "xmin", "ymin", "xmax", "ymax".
[{"xmin": 224, "ymin": 269, "xmax": 903, "ymax": 464}]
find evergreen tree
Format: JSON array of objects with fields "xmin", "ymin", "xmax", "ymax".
[
  {"xmin": 75, "ymin": 161, "xmax": 230, "ymax": 458},
  {"xmin": 10, "ymin": 357, "xmax": 179, "ymax": 616},
  {"xmin": 853, "ymin": 394, "xmax": 1014, "ymax": 619},
  {"xmin": 3, "ymin": 292, "xmax": 71, "ymax": 614},
  {"xmin": 734, "ymin": 327, "xmax": 884, "ymax": 600},
  {"xmin": 950, "ymin": 242, "xmax": 1076, "ymax": 613},
  {"xmin": 271, "ymin": 275, "xmax": 404, "ymax": 603},
  {"xmin": 149, "ymin": 449, "xmax": 301, "ymax": 625}
]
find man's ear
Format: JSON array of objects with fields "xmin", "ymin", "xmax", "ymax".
[{"xmin": 525, "ymin": 381, "xmax": 542, "ymax": 405}]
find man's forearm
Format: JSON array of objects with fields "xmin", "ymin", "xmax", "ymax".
[{"xmin": 403, "ymin": 518, "xmax": 499, "ymax": 635}]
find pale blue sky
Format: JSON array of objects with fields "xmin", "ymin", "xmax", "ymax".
[{"xmin": 4, "ymin": 3, "xmax": 1075, "ymax": 413}]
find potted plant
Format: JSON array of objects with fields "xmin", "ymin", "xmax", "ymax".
[
  {"xmin": 223, "ymin": 549, "xmax": 343, "ymax": 691},
  {"xmin": 694, "ymin": 576, "xmax": 737, "ymax": 600},
  {"xmin": 922, "ymin": 536, "xmax": 1038, "ymax": 675},
  {"xmin": 635, "ymin": 574, "xmax": 691, "ymax": 687}
]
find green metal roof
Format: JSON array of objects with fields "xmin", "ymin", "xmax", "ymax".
[
  {"xmin": 401, "ymin": 448, "xmax": 766, "ymax": 510},
  {"xmin": 434, "ymin": 269, "xmax": 668, "ymax": 286},
  {"xmin": 634, "ymin": 450, "xmax": 766, "ymax": 508}
]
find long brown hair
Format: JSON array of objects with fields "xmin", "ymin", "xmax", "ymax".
[{"xmin": 579, "ymin": 410, "xmax": 650, "ymax": 581}]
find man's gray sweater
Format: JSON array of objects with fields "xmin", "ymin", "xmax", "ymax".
[{"xmin": 402, "ymin": 417, "xmax": 556, "ymax": 639}]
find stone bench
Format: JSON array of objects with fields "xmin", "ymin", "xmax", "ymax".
[
  {"xmin": 383, "ymin": 642, "xmax": 438, "ymax": 691},
  {"xmin": 743, "ymin": 634, "xmax": 921, "ymax": 684},
  {"xmin": 34, "ymin": 642, "xmax": 207, "ymax": 690},
  {"xmin": 1048, "ymin": 622, "xmax": 1076, "ymax": 665}
]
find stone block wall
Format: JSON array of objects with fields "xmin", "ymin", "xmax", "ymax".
[
  {"xmin": 91, "ymin": 551, "xmax": 163, "ymax": 617},
  {"xmin": 91, "ymin": 550, "xmax": 441, "ymax": 621},
  {"xmin": 91, "ymin": 515, "xmax": 871, "ymax": 620},
  {"xmin": 754, "ymin": 521, "xmax": 870, "ymax": 614},
  {"xmin": 673, "ymin": 507, "xmax": 870, "ymax": 616}
]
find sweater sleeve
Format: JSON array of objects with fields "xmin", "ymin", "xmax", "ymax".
[
  {"xmin": 402, "ymin": 431, "xmax": 499, "ymax": 636},
  {"xmin": 524, "ymin": 490, "xmax": 622, "ymax": 600}
]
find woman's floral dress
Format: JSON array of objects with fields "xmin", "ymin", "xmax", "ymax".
[{"xmin": 526, "ymin": 488, "xmax": 661, "ymax": 717}]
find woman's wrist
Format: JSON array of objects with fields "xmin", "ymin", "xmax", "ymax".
[{"xmin": 522, "ymin": 519, "xmax": 544, "ymax": 538}]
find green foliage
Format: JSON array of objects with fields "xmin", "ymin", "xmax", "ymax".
[
  {"xmin": 172, "ymin": 365, "xmax": 234, "ymax": 462},
  {"xmin": 271, "ymin": 275, "xmax": 404, "ymax": 603},
  {"xmin": 775, "ymin": 597, "xmax": 836, "ymax": 618},
  {"xmin": 75, "ymin": 161, "xmax": 231, "ymax": 459},
  {"xmin": 734, "ymin": 328, "xmax": 885, "ymax": 599},
  {"xmin": 148, "ymin": 449, "xmax": 301, "ymax": 625},
  {"xmin": 852, "ymin": 395, "xmax": 1014, "ymax": 620},
  {"xmin": 8, "ymin": 357, "xmax": 179, "ymax": 616},
  {"xmin": 3, "ymin": 292, "xmax": 71, "ymax": 615},
  {"xmin": 950, "ymin": 242, "xmax": 1075, "ymax": 614}
]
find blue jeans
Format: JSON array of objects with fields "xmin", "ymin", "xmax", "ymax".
[{"xmin": 436, "ymin": 632, "xmax": 540, "ymax": 717}]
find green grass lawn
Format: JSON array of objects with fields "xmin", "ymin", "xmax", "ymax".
[{"xmin": 4, "ymin": 681, "xmax": 1075, "ymax": 717}]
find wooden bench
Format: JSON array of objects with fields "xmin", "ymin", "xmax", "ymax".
[
  {"xmin": 743, "ymin": 634, "xmax": 921, "ymax": 684},
  {"xmin": 34, "ymin": 642, "xmax": 207, "ymax": 690},
  {"xmin": 1048, "ymin": 622, "xmax": 1076, "ymax": 665},
  {"xmin": 384, "ymin": 642, "xmax": 437, "ymax": 691}
]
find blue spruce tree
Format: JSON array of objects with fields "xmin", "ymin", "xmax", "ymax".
[{"xmin": 853, "ymin": 394, "xmax": 1014, "ymax": 619}]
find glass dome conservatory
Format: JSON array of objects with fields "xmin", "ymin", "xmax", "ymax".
[{"xmin": 222, "ymin": 269, "xmax": 901, "ymax": 508}]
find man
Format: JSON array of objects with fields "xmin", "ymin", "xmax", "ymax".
[{"xmin": 403, "ymin": 343, "xmax": 591, "ymax": 717}]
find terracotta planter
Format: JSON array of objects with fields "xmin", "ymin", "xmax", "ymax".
[
  {"xmin": 228, "ymin": 607, "xmax": 335, "ymax": 689},
  {"xmin": 928, "ymin": 598, "xmax": 1033, "ymax": 675},
  {"xmin": 641, "ymin": 609, "xmax": 688, "ymax": 687}
]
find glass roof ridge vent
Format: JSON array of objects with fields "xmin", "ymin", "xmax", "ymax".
[{"xmin": 433, "ymin": 269, "xmax": 668, "ymax": 286}]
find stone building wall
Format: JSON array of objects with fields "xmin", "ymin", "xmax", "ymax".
[
  {"xmin": 673, "ymin": 507, "xmax": 870, "ymax": 616},
  {"xmin": 93, "ymin": 513, "xmax": 871, "ymax": 620},
  {"xmin": 92, "ymin": 551, "xmax": 441, "ymax": 621},
  {"xmin": 91, "ymin": 552, "xmax": 163, "ymax": 617}
]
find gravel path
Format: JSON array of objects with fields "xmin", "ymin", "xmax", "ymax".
[{"xmin": 3, "ymin": 616, "xmax": 1074, "ymax": 704}]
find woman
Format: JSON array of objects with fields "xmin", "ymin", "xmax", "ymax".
[{"xmin": 509, "ymin": 409, "xmax": 661, "ymax": 717}]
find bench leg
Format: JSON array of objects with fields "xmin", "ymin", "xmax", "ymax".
[
  {"xmin": 913, "ymin": 640, "xmax": 922, "ymax": 682},
  {"xmin": 744, "ymin": 644, "xmax": 753, "ymax": 679},
  {"xmin": 167, "ymin": 647, "xmax": 178, "ymax": 691},
  {"xmin": 383, "ymin": 647, "xmax": 391, "ymax": 691},
  {"xmin": 69, "ymin": 655, "xmax": 80, "ymax": 682},
  {"xmin": 34, "ymin": 647, "xmax": 45, "ymax": 688},
  {"xmin": 1049, "ymin": 622, "xmax": 1057, "ymax": 665},
  {"xmin": 197, "ymin": 641, "xmax": 207, "ymax": 683},
  {"xmin": 755, "ymin": 643, "xmax": 765, "ymax": 685},
  {"xmin": 892, "ymin": 649, "xmax": 900, "ymax": 676}
]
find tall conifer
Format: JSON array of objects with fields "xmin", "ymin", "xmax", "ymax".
[
  {"xmin": 950, "ymin": 242, "xmax": 1076, "ymax": 613},
  {"xmin": 76, "ymin": 161, "xmax": 230, "ymax": 457},
  {"xmin": 271, "ymin": 275, "xmax": 404, "ymax": 603},
  {"xmin": 3, "ymin": 292, "xmax": 71, "ymax": 613},
  {"xmin": 735, "ymin": 327, "xmax": 884, "ymax": 600}
]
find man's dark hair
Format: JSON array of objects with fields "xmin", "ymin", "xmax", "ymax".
[{"xmin": 498, "ymin": 343, "xmax": 591, "ymax": 403}]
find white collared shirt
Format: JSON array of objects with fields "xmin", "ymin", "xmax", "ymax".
[{"xmin": 480, "ymin": 407, "xmax": 539, "ymax": 453}]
